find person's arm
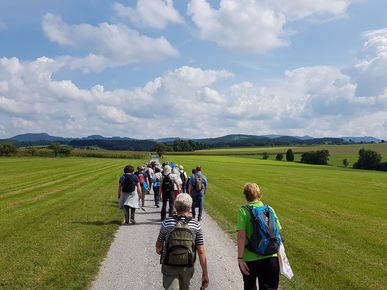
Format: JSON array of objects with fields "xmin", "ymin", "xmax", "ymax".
[
  {"xmin": 188, "ymin": 178, "xmax": 192, "ymax": 195},
  {"xmin": 237, "ymin": 230, "xmax": 250, "ymax": 275},
  {"xmin": 196, "ymin": 245, "xmax": 209, "ymax": 289},
  {"xmin": 117, "ymin": 182, "xmax": 121, "ymax": 199},
  {"xmin": 137, "ymin": 183, "xmax": 142, "ymax": 201},
  {"xmin": 155, "ymin": 240, "xmax": 163, "ymax": 255}
]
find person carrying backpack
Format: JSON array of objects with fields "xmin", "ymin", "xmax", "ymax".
[
  {"xmin": 160, "ymin": 165, "xmax": 179, "ymax": 221},
  {"xmin": 117, "ymin": 165, "xmax": 142, "ymax": 225},
  {"xmin": 178, "ymin": 165, "xmax": 188, "ymax": 193},
  {"xmin": 237, "ymin": 183, "xmax": 282, "ymax": 290},
  {"xmin": 188, "ymin": 166, "xmax": 207, "ymax": 221},
  {"xmin": 155, "ymin": 193, "xmax": 209, "ymax": 290},
  {"xmin": 153, "ymin": 167, "xmax": 162, "ymax": 208}
]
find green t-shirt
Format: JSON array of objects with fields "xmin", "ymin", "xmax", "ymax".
[{"xmin": 237, "ymin": 200, "xmax": 282, "ymax": 261}]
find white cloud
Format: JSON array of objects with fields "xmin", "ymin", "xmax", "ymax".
[
  {"xmin": 348, "ymin": 28, "xmax": 387, "ymax": 96},
  {"xmin": 1, "ymin": 29, "xmax": 387, "ymax": 140},
  {"xmin": 113, "ymin": 0, "xmax": 183, "ymax": 29},
  {"xmin": 187, "ymin": 0, "xmax": 354, "ymax": 54},
  {"xmin": 42, "ymin": 13, "xmax": 178, "ymax": 72},
  {"xmin": 187, "ymin": 0, "xmax": 287, "ymax": 53}
]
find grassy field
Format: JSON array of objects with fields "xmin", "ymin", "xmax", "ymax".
[
  {"xmin": 1, "ymin": 155, "xmax": 386, "ymax": 289},
  {"xmin": 0, "ymin": 157, "xmax": 147, "ymax": 289},
  {"xmin": 165, "ymin": 155, "xmax": 387, "ymax": 290},
  {"xmin": 170, "ymin": 143, "xmax": 387, "ymax": 167}
]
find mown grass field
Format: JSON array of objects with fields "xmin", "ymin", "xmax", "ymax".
[
  {"xmin": 171, "ymin": 143, "xmax": 387, "ymax": 167},
  {"xmin": 1, "ymin": 154, "xmax": 386, "ymax": 289},
  {"xmin": 166, "ymin": 155, "xmax": 387, "ymax": 290},
  {"xmin": 0, "ymin": 157, "xmax": 146, "ymax": 289}
]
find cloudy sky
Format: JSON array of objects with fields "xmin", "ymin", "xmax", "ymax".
[{"xmin": 1, "ymin": 0, "xmax": 387, "ymax": 139}]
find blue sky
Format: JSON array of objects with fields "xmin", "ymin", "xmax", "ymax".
[{"xmin": 1, "ymin": 0, "xmax": 387, "ymax": 139}]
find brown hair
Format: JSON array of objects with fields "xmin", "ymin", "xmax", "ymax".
[
  {"xmin": 243, "ymin": 183, "xmax": 262, "ymax": 202},
  {"xmin": 124, "ymin": 165, "xmax": 134, "ymax": 173}
]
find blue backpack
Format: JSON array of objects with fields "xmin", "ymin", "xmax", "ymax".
[{"xmin": 243, "ymin": 205, "xmax": 281, "ymax": 255}]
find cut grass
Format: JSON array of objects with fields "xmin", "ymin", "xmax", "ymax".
[
  {"xmin": 1, "ymin": 155, "xmax": 386, "ymax": 289},
  {"xmin": 0, "ymin": 157, "xmax": 147, "ymax": 289},
  {"xmin": 166, "ymin": 155, "xmax": 387, "ymax": 290}
]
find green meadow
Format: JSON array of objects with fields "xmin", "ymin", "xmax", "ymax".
[
  {"xmin": 0, "ymin": 157, "xmax": 145, "ymax": 289},
  {"xmin": 1, "ymin": 153, "xmax": 386, "ymax": 289},
  {"xmin": 174, "ymin": 143, "xmax": 387, "ymax": 167},
  {"xmin": 167, "ymin": 155, "xmax": 387, "ymax": 290}
]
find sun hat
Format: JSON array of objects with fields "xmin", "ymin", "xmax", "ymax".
[{"xmin": 164, "ymin": 165, "xmax": 172, "ymax": 175}]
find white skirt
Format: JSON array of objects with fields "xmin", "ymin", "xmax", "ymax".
[{"xmin": 119, "ymin": 188, "xmax": 140, "ymax": 209}]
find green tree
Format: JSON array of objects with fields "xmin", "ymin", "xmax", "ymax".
[
  {"xmin": 275, "ymin": 153, "xmax": 284, "ymax": 161},
  {"xmin": 0, "ymin": 142, "xmax": 17, "ymax": 156},
  {"xmin": 58, "ymin": 145, "xmax": 73, "ymax": 156},
  {"xmin": 26, "ymin": 146, "xmax": 37, "ymax": 156},
  {"xmin": 353, "ymin": 148, "xmax": 382, "ymax": 170},
  {"xmin": 301, "ymin": 150, "xmax": 330, "ymax": 165},
  {"xmin": 151, "ymin": 143, "xmax": 169, "ymax": 157},
  {"xmin": 48, "ymin": 142, "xmax": 61, "ymax": 157},
  {"xmin": 342, "ymin": 158, "xmax": 349, "ymax": 168},
  {"xmin": 262, "ymin": 152, "xmax": 269, "ymax": 159},
  {"xmin": 286, "ymin": 149, "xmax": 294, "ymax": 161}
]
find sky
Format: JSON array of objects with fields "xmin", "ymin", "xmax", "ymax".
[{"xmin": 0, "ymin": 0, "xmax": 387, "ymax": 140}]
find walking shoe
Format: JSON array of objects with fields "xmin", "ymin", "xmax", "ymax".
[
  {"xmin": 198, "ymin": 217, "xmax": 202, "ymax": 221},
  {"xmin": 130, "ymin": 219, "xmax": 136, "ymax": 224}
]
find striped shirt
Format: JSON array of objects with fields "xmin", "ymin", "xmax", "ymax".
[{"xmin": 157, "ymin": 216, "xmax": 204, "ymax": 246}]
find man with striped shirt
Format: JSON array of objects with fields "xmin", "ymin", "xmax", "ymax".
[{"xmin": 156, "ymin": 193, "xmax": 209, "ymax": 290}]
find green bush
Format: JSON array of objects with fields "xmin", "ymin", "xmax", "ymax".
[{"xmin": 0, "ymin": 142, "xmax": 17, "ymax": 156}]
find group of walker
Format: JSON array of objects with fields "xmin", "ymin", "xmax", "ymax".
[{"xmin": 117, "ymin": 161, "xmax": 288, "ymax": 290}]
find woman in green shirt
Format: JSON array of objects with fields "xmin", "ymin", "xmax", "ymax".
[{"xmin": 237, "ymin": 183, "xmax": 281, "ymax": 290}]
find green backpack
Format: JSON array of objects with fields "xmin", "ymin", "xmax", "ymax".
[{"xmin": 163, "ymin": 216, "xmax": 196, "ymax": 267}]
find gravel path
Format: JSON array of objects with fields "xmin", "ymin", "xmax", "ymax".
[{"xmin": 90, "ymin": 194, "xmax": 243, "ymax": 290}]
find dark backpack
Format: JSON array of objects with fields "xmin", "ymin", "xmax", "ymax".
[
  {"xmin": 121, "ymin": 174, "xmax": 136, "ymax": 193},
  {"xmin": 162, "ymin": 174, "xmax": 174, "ymax": 194},
  {"xmin": 194, "ymin": 174, "xmax": 203, "ymax": 191},
  {"xmin": 243, "ymin": 205, "xmax": 281, "ymax": 255},
  {"xmin": 180, "ymin": 171, "xmax": 187, "ymax": 184},
  {"xmin": 163, "ymin": 216, "xmax": 195, "ymax": 267}
]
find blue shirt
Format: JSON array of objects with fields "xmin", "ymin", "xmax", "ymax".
[
  {"xmin": 119, "ymin": 173, "xmax": 139, "ymax": 185},
  {"xmin": 189, "ymin": 172, "xmax": 207, "ymax": 189}
]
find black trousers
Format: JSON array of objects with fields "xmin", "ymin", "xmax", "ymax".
[
  {"xmin": 123, "ymin": 205, "xmax": 136, "ymax": 222},
  {"xmin": 241, "ymin": 257, "xmax": 279, "ymax": 290},
  {"xmin": 160, "ymin": 191, "xmax": 174, "ymax": 221}
]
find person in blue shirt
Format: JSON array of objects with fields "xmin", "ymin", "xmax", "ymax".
[{"xmin": 188, "ymin": 166, "xmax": 208, "ymax": 221}]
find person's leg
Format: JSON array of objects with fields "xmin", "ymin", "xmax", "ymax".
[
  {"xmin": 241, "ymin": 260, "xmax": 259, "ymax": 290},
  {"xmin": 154, "ymin": 186, "xmax": 160, "ymax": 207},
  {"xmin": 178, "ymin": 266, "xmax": 195, "ymax": 290},
  {"xmin": 130, "ymin": 207, "xmax": 136, "ymax": 224},
  {"xmin": 197, "ymin": 191, "xmax": 204, "ymax": 220},
  {"xmin": 123, "ymin": 205, "xmax": 130, "ymax": 223},
  {"xmin": 256, "ymin": 257, "xmax": 280, "ymax": 290},
  {"xmin": 162, "ymin": 265, "xmax": 180, "ymax": 290},
  {"xmin": 168, "ymin": 192, "xmax": 175, "ymax": 217},
  {"xmin": 191, "ymin": 192, "xmax": 197, "ymax": 219},
  {"xmin": 161, "ymin": 193, "xmax": 167, "ymax": 221}
]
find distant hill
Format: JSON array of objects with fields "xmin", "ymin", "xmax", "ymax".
[
  {"xmin": 341, "ymin": 136, "xmax": 381, "ymax": 143},
  {"xmin": 1, "ymin": 132, "xmax": 383, "ymax": 151},
  {"xmin": 10, "ymin": 133, "xmax": 68, "ymax": 142}
]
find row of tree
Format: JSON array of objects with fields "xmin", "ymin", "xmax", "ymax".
[{"xmin": 0, "ymin": 142, "xmax": 72, "ymax": 157}]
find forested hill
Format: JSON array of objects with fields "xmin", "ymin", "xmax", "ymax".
[{"xmin": 0, "ymin": 133, "xmax": 382, "ymax": 151}]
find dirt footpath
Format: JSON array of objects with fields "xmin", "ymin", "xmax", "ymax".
[{"xmin": 90, "ymin": 194, "xmax": 243, "ymax": 289}]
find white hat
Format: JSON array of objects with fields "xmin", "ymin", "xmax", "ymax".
[{"xmin": 164, "ymin": 165, "xmax": 172, "ymax": 175}]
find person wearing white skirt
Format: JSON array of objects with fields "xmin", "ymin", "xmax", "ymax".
[{"xmin": 118, "ymin": 165, "xmax": 142, "ymax": 224}]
